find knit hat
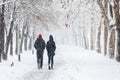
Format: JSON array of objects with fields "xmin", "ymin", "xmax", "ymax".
[{"xmin": 38, "ymin": 34, "xmax": 42, "ymax": 38}]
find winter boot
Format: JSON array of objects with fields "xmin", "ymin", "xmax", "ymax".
[
  {"xmin": 48, "ymin": 65, "xmax": 51, "ymax": 70},
  {"xmin": 51, "ymin": 64, "xmax": 53, "ymax": 69}
]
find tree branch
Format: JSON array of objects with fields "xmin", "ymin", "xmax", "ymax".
[{"xmin": 0, "ymin": 0, "xmax": 16, "ymax": 6}]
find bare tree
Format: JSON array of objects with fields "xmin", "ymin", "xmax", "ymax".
[
  {"xmin": 113, "ymin": 0, "xmax": 120, "ymax": 61},
  {"xmin": 3, "ymin": 2, "xmax": 16, "ymax": 60},
  {"xmin": 0, "ymin": 0, "xmax": 5, "ymax": 62},
  {"xmin": 97, "ymin": 0, "xmax": 109, "ymax": 54},
  {"xmin": 20, "ymin": 19, "xmax": 28, "ymax": 53},
  {"xmin": 97, "ymin": 19, "xmax": 102, "ymax": 53}
]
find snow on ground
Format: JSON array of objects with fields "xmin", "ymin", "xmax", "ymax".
[{"xmin": 0, "ymin": 45, "xmax": 120, "ymax": 80}]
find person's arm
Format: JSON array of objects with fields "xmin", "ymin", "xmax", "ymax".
[
  {"xmin": 43, "ymin": 40, "xmax": 45, "ymax": 50},
  {"xmin": 54, "ymin": 42, "xmax": 56, "ymax": 51},
  {"xmin": 34, "ymin": 39, "xmax": 38, "ymax": 49}
]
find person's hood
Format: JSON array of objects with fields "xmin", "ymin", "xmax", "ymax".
[{"xmin": 49, "ymin": 35, "xmax": 53, "ymax": 41}]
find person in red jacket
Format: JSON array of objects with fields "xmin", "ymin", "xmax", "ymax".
[{"xmin": 34, "ymin": 34, "xmax": 45, "ymax": 69}]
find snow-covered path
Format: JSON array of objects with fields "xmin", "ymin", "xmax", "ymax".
[{"xmin": 1, "ymin": 45, "xmax": 120, "ymax": 80}]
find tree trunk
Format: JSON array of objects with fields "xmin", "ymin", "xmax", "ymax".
[
  {"xmin": 10, "ymin": 33, "xmax": 13, "ymax": 56},
  {"xmin": 20, "ymin": 33, "xmax": 24, "ymax": 53},
  {"xmin": 4, "ymin": 21, "xmax": 14, "ymax": 60},
  {"xmin": 0, "ymin": 3, "xmax": 5, "ymax": 61},
  {"xmin": 104, "ymin": 18, "xmax": 108, "ymax": 55},
  {"xmin": 97, "ymin": 20, "xmax": 102, "ymax": 53},
  {"xmin": 0, "ymin": 13, "xmax": 4, "ymax": 62},
  {"xmin": 20, "ymin": 25, "xmax": 27, "ymax": 53},
  {"xmin": 116, "ymin": 27, "xmax": 120, "ymax": 61},
  {"xmin": 24, "ymin": 26, "xmax": 29, "ymax": 51},
  {"xmin": 83, "ymin": 26, "xmax": 89, "ymax": 49},
  {"xmin": 113, "ymin": 0, "xmax": 120, "ymax": 61},
  {"xmin": 29, "ymin": 37, "xmax": 32, "ymax": 50},
  {"xmin": 4, "ymin": 2, "xmax": 16, "ymax": 59},
  {"xmin": 24, "ymin": 37, "xmax": 27, "ymax": 51},
  {"xmin": 32, "ymin": 31, "xmax": 35, "ymax": 54},
  {"xmin": 91, "ymin": 17, "xmax": 94, "ymax": 50},
  {"xmin": 109, "ymin": 29, "xmax": 115, "ymax": 58},
  {"xmin": 0, "ymin": 54, "xmax": 1, "ymax": 62},
  {"xmin": 15, "ymin": 26, "xmax": 18, "ymax": 55}
]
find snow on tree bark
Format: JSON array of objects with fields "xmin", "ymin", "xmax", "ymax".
[
  {"xmin": 10, "ymin": 33, "xmax": 13, "ymax": 56},
  {"xmin": 0, "ymin": 12, "xmax": 4, "ymax": 62},
  {"xmin": 109, "ymin": 29, "xmax": 115, "ymax": 58},
  {"xmin": 113, "ymin": 0, "xmax": 120, "ymax": 61},
  {"xmin": 0, "ymin": 2, "xmax": 5, "ymax": 62},
  {"xmin": 97, "ymin": 20, "xmax": 102, "ymax": 53}
]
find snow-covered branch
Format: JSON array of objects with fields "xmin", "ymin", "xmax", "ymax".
[{"xmin": 0, "ymin": 0, "xmax": 16, "ymax": 6}]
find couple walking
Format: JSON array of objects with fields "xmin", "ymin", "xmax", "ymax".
[{"xmin": 34, "ymin": 34, "xmax": 56, "ymax": 70}]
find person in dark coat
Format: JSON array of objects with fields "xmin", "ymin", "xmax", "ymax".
[
  {"xmin": 46, "ymin": 35, "xmax": 56, "ymax": 69},
  {"xmin": 34, "ymin": 34, "xmax": 45, "ymax": 69}
]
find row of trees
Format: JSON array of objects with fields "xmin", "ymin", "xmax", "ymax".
[
  {"xmin": 0, "ymin": 0, "xmax": 120, "ymax": 62},
  {"xmin": 0, "ymin": 0, "xmax": 66, "ymax": 63},
  {"xmin": 0, "ymin": 0, "xmax": 62, "ymax": 63},
  {"xmin": 51, "ymin": 0, "xmax": 120, "ymax": 62},
  {"xmin": 96, "ymin": 0, "xmax": 120, "ymax": 61},
  {"xmin": 0, "ymin": 0, "xmax": 37, "ymax": 62}
]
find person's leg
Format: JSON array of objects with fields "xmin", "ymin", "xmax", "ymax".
[
  {"xmin": 37, "ymin": 51, "xmax": 40, "ymax": 69},
  {"xmin": 40, "ymin": 54, "xmax": 43, "ymax": 69},
  {"xmin": 37, "ymin": 51, "xmax": 39, "ymax": 63},
  {"xmin": 51, "ymin": 55, "xmax": 54, "ymax": 69},
  {"xmin": 37, "ymin": 58, "xmax": 40, "ymax": 69},
  {"xmin": 48, "ymin": 55, "xmax": 51, "ymax": 69}
]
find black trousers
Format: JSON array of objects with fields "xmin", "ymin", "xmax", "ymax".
[
  {"xmin": 48, "ymin": 55, "xmax": 54, "ymax": 68},
  {"xmin": 37, "ymin": 50, "xmax": 43, "ymax": 68}
]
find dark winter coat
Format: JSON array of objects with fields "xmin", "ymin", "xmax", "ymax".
[
  {"xmin": 34, "ymin": 38, "xmax": 45, "ymax": 52},
  {"xmin": 46, "ymin": 35, "xmax": 56, "ymax": 56}
]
